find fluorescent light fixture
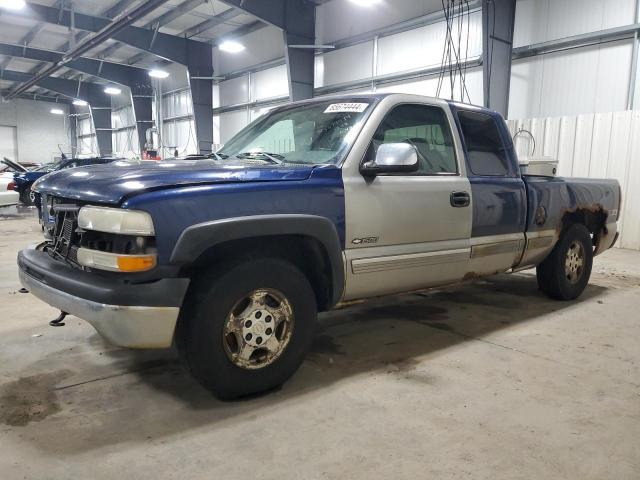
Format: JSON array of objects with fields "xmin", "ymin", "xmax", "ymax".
[
  {"xmin": 73, "ymin": 99, "xmax": 88, "ymax": 106},
  {"xmin": 0, "ymin": 0, "xmax": 26, "ymax": 10},
  {"xmin": 349, "ymin": 0, "xmax": 382, "ymax": 6},
  {"xmin": 148, "ymin": 69, "xmax": 170, "ymax": 79},
  {"xmin": 104, "ymin": 87, "xmax": 122, "ymax": 95},
  {"xmin": 218, "ymin": 40, "xmax": 245, "ymax": 53},
  {"xmin": 50, "ymin": 108, "xmax": 64, "ymax": 115}
]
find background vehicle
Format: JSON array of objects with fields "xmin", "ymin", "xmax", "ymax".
[
  {"xmin": 1, "ymin": 158, "xmax": 29, "ymax": 207},
  {"xmin": 12, "ymin": 156, "xmax": 122, "ymax": 206},
  {"xmin": 19, "ymin": 94, "xmax": 620, "ymax": 399}
]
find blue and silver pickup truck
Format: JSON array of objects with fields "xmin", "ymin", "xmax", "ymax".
[{"xmin": 18, "ymin": 93, "xmax": 620, "ymax": 398}]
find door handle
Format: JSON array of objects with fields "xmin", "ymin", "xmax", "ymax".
[{"xmin": 450, "ymin": 191, "xmax": 470, "ymax": 208}]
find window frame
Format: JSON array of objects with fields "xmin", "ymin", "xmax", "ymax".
[
  {"xmin": 455, "ymin": 109, "xmax": 514, "ymax": 178},
  {"xmin": 360, "ymin": 102, "xmax": 461, "ymax": 177}
]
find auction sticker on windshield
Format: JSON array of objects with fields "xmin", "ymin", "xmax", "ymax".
[{"xmin": 324, "ymin": 103, "xmax": 369, "ymax": 113}]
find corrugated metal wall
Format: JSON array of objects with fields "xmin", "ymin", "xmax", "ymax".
[{"xmin": 508, "ymin": 111, "xmax": 640, "ymax": 250}]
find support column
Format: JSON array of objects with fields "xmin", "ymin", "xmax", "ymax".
[
  {"xmin": 482, "ymin": 0, "xmax": 517, "ymax": 117},
  {"xmin": 284, "ymin": 31, "xmax": 315, "ymax": 101},
  {"xmin": 87, "ymin": 85, "xmax": 113, "ymax": 156},
  {"xmin": 187, "ymin": 42, "xmax": 214, "ymax": 154}
]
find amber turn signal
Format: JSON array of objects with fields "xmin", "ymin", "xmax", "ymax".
[{"xmin": 116, "ymin": 255, "xmax": 157, "ymax": 272}]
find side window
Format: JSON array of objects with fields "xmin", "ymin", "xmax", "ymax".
[
  {"xmin": 457, "ymin": 110, "xmax": 510, "ymax": 176},
  {"xmin": 371, "ymin": 104, "xmax": 457, "ymax": 174}
]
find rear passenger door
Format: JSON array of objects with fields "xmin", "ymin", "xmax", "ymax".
[
  {"xmin": 453, "ymin": 108, "xmax": 527, "ymax": 275},
  {"xmin": 342, "ymin": 100, "xmax": 472, "ymax": 301}
]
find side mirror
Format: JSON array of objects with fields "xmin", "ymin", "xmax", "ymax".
[{"xmin": 360, "ymin": 143, "xmax": 419, "ymax": 176}]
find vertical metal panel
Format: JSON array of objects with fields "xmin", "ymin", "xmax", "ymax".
[
  {"xmin": 556, "ymin": 116, "xmax": 577, "ymax": 177},
  {"xmin": 315, "ymin": 41, "xmax": 374, "ymax": 87},
  {"xmin": 620, "ymin": 110, "xmax": 640, "ymax": 249},
  {"xmin": 219, "ymin": 76, "xmax": 250, "ymax": 107},
  {"xmin": 251, "ymin": 65, "xmax": 289, "ymax": 101},
  {"xmin": 513, "ymin": 0, "xmax": 635, "ymax": 47},
  {"xmin": 572, "ymin": 113, "xmax": 594, "ymax": 177},
  {"xmin": 376, "ymin": 10, "xmax": 482, "ymax": 76},
  {"xmin": 542, "ymin": 117, "xmax": 561, "ymax": 159},
  {"xmin": 589, "ymin": 112, "xmax": 613, "ymax": 178},
  {"xmin": 509, "ymin": 40, "xmax": 633, "ymax": 119}
]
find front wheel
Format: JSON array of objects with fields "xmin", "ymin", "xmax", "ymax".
[
  {"xmin": 536, "ymin": 223, "xmax": 594, "ymax": 300},
  {"xmin": 176, "ymin": 258, "xmax": 317, "ymax": 399}
]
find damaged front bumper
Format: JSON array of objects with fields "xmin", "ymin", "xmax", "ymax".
[{"xmin": 18, "ymin": 248, "xmax": 189, "ymax": 348}]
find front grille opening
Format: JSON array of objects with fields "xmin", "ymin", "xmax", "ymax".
[{"xmin": 43, "ymin": 196, "xmax": 156, "ymax": 269}]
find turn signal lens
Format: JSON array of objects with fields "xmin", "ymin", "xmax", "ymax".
[{"xmin": 117, "ymin": 255, "xmax": 156, "ymax": 272}]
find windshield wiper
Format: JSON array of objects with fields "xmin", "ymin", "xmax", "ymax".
[{"xmin": 236, "ymin": 151, "xmax": 284, "ymax": 165}]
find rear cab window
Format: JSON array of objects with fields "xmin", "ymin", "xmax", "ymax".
[{"xmin": 456, "ymin": 110, "xmax": 512, "ymax": 177}]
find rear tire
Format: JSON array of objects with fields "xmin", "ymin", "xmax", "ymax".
[
  {"xmin": 176, "ymin": 257, "xmax": 317, "ymax": 400},
  {"xmin": 536, "ymin": 223, "xmax": 593, "ymax": 300},
  {"xmin": 20, "ymin": 187, "xmax": 33, "ymax": 206}
]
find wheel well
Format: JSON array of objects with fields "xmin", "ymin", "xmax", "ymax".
[
  {"xmin": 561, "ymin": 207, "xmax": 607, "ymax": 244},
  {"xmin": 185, "ymin": 235, "xmax": 335, "ymax": 311}
]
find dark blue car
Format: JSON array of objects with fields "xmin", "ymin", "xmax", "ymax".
[{"xmin": 13, "ymin": 156, "xmax": 121, "ymax": 205}]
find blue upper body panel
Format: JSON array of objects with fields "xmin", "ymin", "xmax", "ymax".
[
  {"xmin": 122, "ymin": 165, "xmax": 345, "ymax": 264},
  {"xmin": 447, "ymin": 101, "xmax": 528, "ymax": 237}
]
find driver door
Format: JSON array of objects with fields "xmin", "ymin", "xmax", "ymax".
[{"xmin": 342, "ymin": 101, "xmax": 472, "ymax": 301}]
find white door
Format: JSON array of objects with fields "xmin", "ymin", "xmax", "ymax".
[
  {"xmin": 342, "ymin": 98, "xmax": 472, "ymax": 301},
  {"xmin": 0, "ymin": 125, "xmax": 18, "ymax": 161}
]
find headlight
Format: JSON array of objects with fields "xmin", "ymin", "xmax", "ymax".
[{"xmin": 78, "ymin": 206, "xmax": 155, "ymax": 236}]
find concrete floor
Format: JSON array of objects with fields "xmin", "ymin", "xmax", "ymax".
[{"xmin": 0, "ymin": 206, "xmax": 639, "ymax": 480}]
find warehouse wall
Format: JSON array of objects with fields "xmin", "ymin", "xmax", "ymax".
[
  {"xmin": 508, "ymin": 110, "xmax": 640, "ymax": 250},
  {"xmin": 0, "ymin": 99, "xmax": 71, "ymax": 164}
]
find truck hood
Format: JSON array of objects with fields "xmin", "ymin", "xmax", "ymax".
[{"xmin": 33, "ymin": 160, "xmax": 316, "ymax": 204}]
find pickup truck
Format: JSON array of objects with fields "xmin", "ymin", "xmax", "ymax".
[{"xmin": 18, "ymin": 93, "xmax": 621, "ymax": 399}]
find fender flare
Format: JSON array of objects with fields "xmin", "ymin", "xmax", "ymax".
[{"xmin": 170, "ymin": 214, "xmax": 345, "ymax": 307}]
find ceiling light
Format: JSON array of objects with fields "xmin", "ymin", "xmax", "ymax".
[
  {"xmin": 349, "ymin": 0, "xmax": 382, "ymax": 6},
  {"xmin": 148, "ymin": 69, "xmax": 170, "ymax": 79},
  {"xmin": 73, "ymin": 99, "xmax": 88, "ymax": 106},
  {"xmin": 0, "ymin": 0, "xmax": 26, "ymax": 10},
  {"xmin": 104, "ymin": 87, "xmax": 122, "ymax": 95},
  {"xmin": 50, "ymin": 108, "xmax": 64, "ymax": 115},
  {"xmin": 218, "ymin": 40, "xmax": 245, "ymax": 53}
]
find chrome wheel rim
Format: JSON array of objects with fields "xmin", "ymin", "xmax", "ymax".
[
  {"xmin": 565, "ymin": 241, "xmax": 585, "ymax": 284},
  {"xmin": 222, "ymin": 288, "xmax": 294, "ymax": 370}
]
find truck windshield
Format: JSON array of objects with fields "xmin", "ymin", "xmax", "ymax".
[{"xmin": 218, "ymin": 100, "xmax": 376, "ymax": 166}]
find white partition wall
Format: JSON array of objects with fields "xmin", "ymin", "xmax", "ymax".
[{"xmin": 509, "ymin": 111, "xmax": 640, "ymax": 250}]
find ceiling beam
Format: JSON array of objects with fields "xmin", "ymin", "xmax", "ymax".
[
  {"xmin": 4, "ymin": 0, "xmax": 171, "ymax": 100},
  {"xmin": 98, "ymin": 0, "xmax": 209, "ymax": 64},
  {"xmin": 4, "ymin": 1, "xmax": 208, "ymax": 66},
  {"xmin": 210, "ymin": 20, "xmax": 266, "ymax": 45}
]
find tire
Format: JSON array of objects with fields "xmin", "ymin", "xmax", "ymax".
[
  {"xmin": 536, "ymin": 223, "xmax": 594, "ymax": 300},
  {"xmin": 176, "ymin": 257, "xmax": 318, "ymax": 399},
  {"xmin": 20, "ymin": 187, "xmax": 34, "ymax": 206}
]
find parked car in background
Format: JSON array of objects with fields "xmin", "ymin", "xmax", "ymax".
[
  {"xmin": 1, "ymin": 158, "xmax": 28, "ymax": 208},
  {"xmin": 20, "ymin": 94, "xmax": 620, "ymax": 399},
  {"xmin": 12, "ymin": 156, "xmax": 122, "ymax": 206},
  {"xmin": 0, "ymin": 177, "xmax": 19, "ymax": 208}
]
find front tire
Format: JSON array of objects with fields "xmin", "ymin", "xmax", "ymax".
[
  {"xmin": 176, "ymin": 258, "xmax": 317, "ymax": 399},
  {"xmin": 536, "ymin": 223, "xmax": 593, "ymax": 300}
]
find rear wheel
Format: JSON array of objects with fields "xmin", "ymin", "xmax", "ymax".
[
  {"xmin": 536, "ymin": 223, "xmax": 593, "ymax": 300},
  {"xmin": 20, "ymin": 187, "xmax": 34, "ymax": 206},
  {"xmin": 176, "ymin": 257, "xmax": 317, "ymax": 399}
]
